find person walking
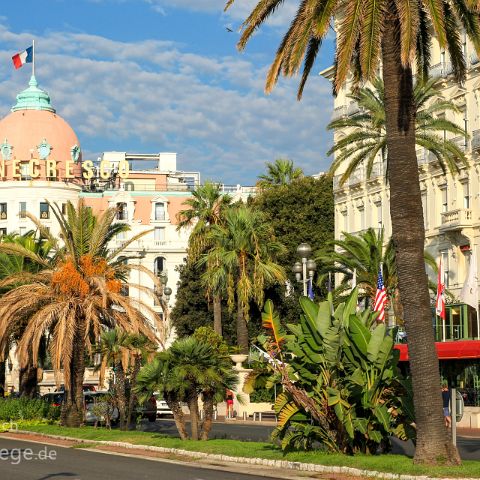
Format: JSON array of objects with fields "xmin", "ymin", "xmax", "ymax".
[
  {"xmin": 442, "ymin": 383, "xmax": 452, "ymax": 428},
  {"xmin": 226, "ymin": 389, "xmax": 234, "ymax": 419}
]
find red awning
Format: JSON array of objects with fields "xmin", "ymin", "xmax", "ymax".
[{"xmin": 395, "ymin": 340, "xmax": 480, "ymax": 362}]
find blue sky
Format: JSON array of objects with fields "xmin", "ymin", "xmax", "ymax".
[{"xmin": 0, "ymin": 0, "xmax": 336, "ymax": 184}]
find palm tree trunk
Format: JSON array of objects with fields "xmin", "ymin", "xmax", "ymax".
[
  {"xmin": 213, "ymin": 294, "xmax": 222, "ymax": 336},
  {"xmin": 200, "ymin": 392, "xmax": 215, "ymax": 440},
  {"xmin": 0, "ymin": 361, "xmax": 5, "ymax": 397},
  {"xmin": 382, "ymin": 8, "xmax": 460, "ymax": 465},
  {"xmin": 61, "ymin": 317, "xmax": 86, "ymax": 427},
  {"xmin": 187, "ymin": 393, "xmax": 200, "ymax": 441},
  {"xmin": 126, "ymin": 355, "xmax": 141, "ymax": 429},
  {"xmin": 19, "ymin": 361, "xmax": 38, "ymax": 398},
  {"xmin": 166, "ymin": 393, "xmax": 188, "ymax": 440},
  {"xmin": 236, "ymin": 304, "xmax": 249, "ymax": 354},
  {"xmin": 114, "ymin": 361, "xmax": 127, "ymax": 430}
]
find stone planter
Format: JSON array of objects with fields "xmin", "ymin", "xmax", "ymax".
[{"xmin": 230, "ymin": 354, "xmax": 248, "ymax": 369}]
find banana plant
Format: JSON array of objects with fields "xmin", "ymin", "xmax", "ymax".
[{"xmin": 259, "ymin": 288, "xmax": 415, "ymax": 454}]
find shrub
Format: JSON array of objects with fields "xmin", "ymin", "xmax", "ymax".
[{"xmin": 0, "ymin": 398, "xmax": 60, "ymax": 422}]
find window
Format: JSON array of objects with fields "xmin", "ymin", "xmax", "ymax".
[
  {"xmin": 154, "ymin": 227, "xmax": 165, "ymax": 244},
  {"xmin": 342, "ymin": 210, "xmax": 348, "ymax": 233},
  {"xmin": 441, "ymin": 186, "xmax": 448, "ymax": 213},
  {"xmin": 154, "ymin": 202, "xmax": 165, "ymax": 221},
  {"xmin": 40, "ymin": 202, "xmax": 49, "ymax": 219},
  {"xmin": 441, "ymin": 251, "xmax": 449, "ymax": 287},
  {"xmin": 20, "ymin": 162, "xmax": 30, "ymax": 180},
  {"xmin": 19, "ymin": 227, "xmax": 26, "ymax": 236},
  {"xmin": 19, "ymin": 202, "xmax": 26, "ymax": 219},
  {"xmin": 376, "ymin": 203, "xmax": 382, "ymax": 230},
  {"xmin": 116, "ymin": 230, "xmax": 126, "ymax": 241},
  {"xmin": 116, "ymin": 202, "xmax": 127, "ymax": 221},
  {"xmin": 358, "ymin": 207, "xmax": 365, "ymax": 231},
  {"xmin": 154, "ymin": 257, "xmax": 165, "ymax": 277},
  {"xmin": 0, "ymin": 228, "xmax": 6, "ymax": 237},
  {"xmin": 0, "ymin": 203, "xmax": 7, "ymax": 220},
  {"xmin": 421, "ymin": 191, "xmax": 428, "ymax": 229},
  {"xmin": 463, "ymin": 182, "xmax": 470, "ymax": 209}
]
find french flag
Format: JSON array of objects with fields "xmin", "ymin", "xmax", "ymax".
[{"xmin": 12, "ymin": 46, "xmax": 33, "ymax": 70}]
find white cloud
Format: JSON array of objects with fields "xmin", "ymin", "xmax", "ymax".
[{"xmin": 0, "ymin": 23, "xmax": 334, "ymax": 184}]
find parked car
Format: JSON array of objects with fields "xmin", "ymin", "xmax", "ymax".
[
  {"xmin": 136, "ymin": 395, "xmax": 157, "ymax": 422},
  {"xmin": 154, "ymin": 393, "xmax": 173, "ymax": 417},
  {"xmin": 41, "ymin": 392, "xmax": 65, "ymax": 408},
  {"xmin": 84, "ymin": 391, "xmax": 119, "ymax": 426}
]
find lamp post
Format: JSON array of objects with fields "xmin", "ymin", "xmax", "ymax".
[{"xmin": 292, "ymin": 243, "xmax": 316, "ymax": 296}]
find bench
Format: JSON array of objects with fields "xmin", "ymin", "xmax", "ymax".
[{"xmin": 252, "ymin": 411, "xmax": 277, "ymax": 422}]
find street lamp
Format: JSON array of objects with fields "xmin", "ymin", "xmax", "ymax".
[{"xmin": 293, "ymin": 243, "xmax": 316, "ymax": 296}]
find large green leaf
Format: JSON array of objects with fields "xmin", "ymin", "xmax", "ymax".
[
  {"xmin": 327, "ymin": 387, "xmax": 341, "ymax": 406},
  {"xmin": 349, "ymin": 367, "xmax": 366, "ymax": 386},
  {"xmin": 349, "ymin": 316, "xmax": 371, "ymax": 356},
  {"xmin": 374, "ymin": 404, "xmax": 391, "ymax": 431},
  {"xmin": 368, "ymin": 430, "xmax": 383, "ymax": 443},
  {"xmin": 316, "ymin": 299, "xmax": 332, "ymax": 337},
  {"xmin": 367, "ymin": 323, "xmax": 386, "ymax": 362},
  {"xmin": 342, "ymin": 287, "xmax": 359, "ymax": 327}
]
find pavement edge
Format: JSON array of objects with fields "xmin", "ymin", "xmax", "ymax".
[{"xmin": 8, "ymin": 429, "xmax": 477, "ymax": 480}]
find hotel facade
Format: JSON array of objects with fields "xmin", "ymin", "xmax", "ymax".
[{"xmin": 0, "ymin": 75, "xmax": 254, "ymax": 392}]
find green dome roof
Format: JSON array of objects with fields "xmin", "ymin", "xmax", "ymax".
[{"xmin": 11, "ymin": 75, "xmax": 55, "ymax": 113}]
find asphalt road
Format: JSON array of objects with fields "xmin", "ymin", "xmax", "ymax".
[
  {"xmin": 142, "ymin": 419, "xmax": 480, "ymax": 460},
  {"xmin": 0, "ymin": 437, "xmax": 271, "ymax": 480}
]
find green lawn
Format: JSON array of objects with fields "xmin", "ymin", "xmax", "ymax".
[{"xmin": 9, "ymin": 422, "xmax": 480, "ymax": 478}]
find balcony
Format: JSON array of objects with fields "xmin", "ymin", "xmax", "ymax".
[
  {"xmin": 440, "ymin": 208, "xmax": 473, "ymax": 232},
  {"xmin": 348, "ymin": 171, "xmax": 364, "ymax": 188},
  {"xmin": 451, "ymin": 135, "xmax": 468, "ymax": 151},
  {"xmin": 346, "ymin": 103, "xmax": 361, "ymax": 116},
  {"xmin": 429, "ymin": 62, "xmax": 453, "ymax": 79},
  {"xmin": 331, "ymin": 106, "xmax": 346, "ymax": 121},
  {"xmin": 472, "ymin": 130, "xmax": 480, "ymax": 151}
]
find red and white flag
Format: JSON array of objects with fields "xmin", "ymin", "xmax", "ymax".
[
  {"xmin": 374, "ymin": 268, "xmax": 387, "ymax": 322},
  {"xmin": 436, "ymin": 260, "xmax": 446, "ymax": 320}
]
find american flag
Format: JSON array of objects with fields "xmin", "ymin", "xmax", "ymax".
[{"xmin": 374, "ymin": 268, "xmax": 387, "ymax": 322}]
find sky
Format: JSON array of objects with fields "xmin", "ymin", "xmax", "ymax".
[{"xmin": 0, "ymin": 0, "xmax": 336, "ymax": 185}]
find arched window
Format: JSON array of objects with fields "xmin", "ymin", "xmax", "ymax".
[{"xmin": 154, "ymin": 257, "xmax": 166, "ymax": 277}]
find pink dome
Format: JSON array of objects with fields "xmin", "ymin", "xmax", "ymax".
[{"xmin": 0, "ymin": 77, "xmax": 82, "ymax": 181}]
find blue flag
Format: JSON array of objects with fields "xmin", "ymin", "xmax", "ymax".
[{"xmin": 308, "ymin": 277, "xmax": 314, "ymax": 300}]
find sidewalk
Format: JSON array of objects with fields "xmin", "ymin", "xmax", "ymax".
[{"xmin": 457, "ymin": 427, "xmax": 480, "ymax": 438}]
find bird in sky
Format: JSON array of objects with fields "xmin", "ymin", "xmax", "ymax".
[{"xmin": 226, "ymin": 27, "xmax": 233, "ymax": 32}]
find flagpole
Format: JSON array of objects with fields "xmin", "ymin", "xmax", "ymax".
[
  {"xmin": 32, "ymin": 39, "xmax": 35, "ymax": 77},
  {"xmin": 474, "ymin": 247, "xmax": 480, "ymax": 340},
  {"xmin": 441, "ymin": 258, "xmax": 446, "ymax": 342}
]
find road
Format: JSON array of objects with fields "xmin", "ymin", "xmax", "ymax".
[
  {"xmin": 0, "ymin": 437, "xmax": 271, "ymax": 480},
  {"xmin": 142, "ymin": 419, "xmax": 480, "ymax": 460}
]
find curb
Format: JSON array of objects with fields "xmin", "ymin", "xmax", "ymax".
[{"xmin": 9, "ymin": 429, "xmax": 478, "ymax": 480}]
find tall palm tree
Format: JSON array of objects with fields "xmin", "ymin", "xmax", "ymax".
[
  {"xmin": 224, "ymin": 0, "xmax": 480, "ymax": 464},
  {"xmin": 177, "ymin": 181, "xmax": 232, "ymax": 335},
  {"xmin": 0, "ymin": 232, "xmax": 53, "ymax": 397},
  {"xmin": 201, "ymin": 206, "xmax": 286, "ymax": 353},
  {"xmin": 257, "ymin": 158, "xmax": 303, "ymax": 188},
  {"xmin": 328, "ymin": 78, "xmax": 468, "ymax": 184},
  {"xmin": 0, "ymin": 200, "xmax": 158, "ymax": 427}
]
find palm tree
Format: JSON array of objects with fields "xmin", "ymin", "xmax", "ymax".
[
  {"xmin": 201, "ymin": 206, "xmax": 286, "ymax": 353},
  {"xmin": 257, "ymin": 158, "xmax": 303, "ymax": 188},
  {"xmin": 317, "ymin": 228, "xmax": 437, "ymax": 322},
  {"xmin": 223, "ymin": 0, "xmax": 480, "ymax": 464},
  {"xmin": 96, "ymin": 328, "xmax": 131, "ymax": 429},
  {"xmin": 177, "ymin": 181, "xmax": 232, "ymax": 336},
  {"xmin": 136, "ymin": 335, "xmax": 237, "ymax": 441},
  {"xmin": 0, "ymin": 200, "xmax": 159, "ymax": 427},
  {"xmin": 328, "ymin": 78, "xmax": 468, "ymax": 184},
  {"xmin": 0, "ymin": 232, "xmax": 53, "ymax": 397}
]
